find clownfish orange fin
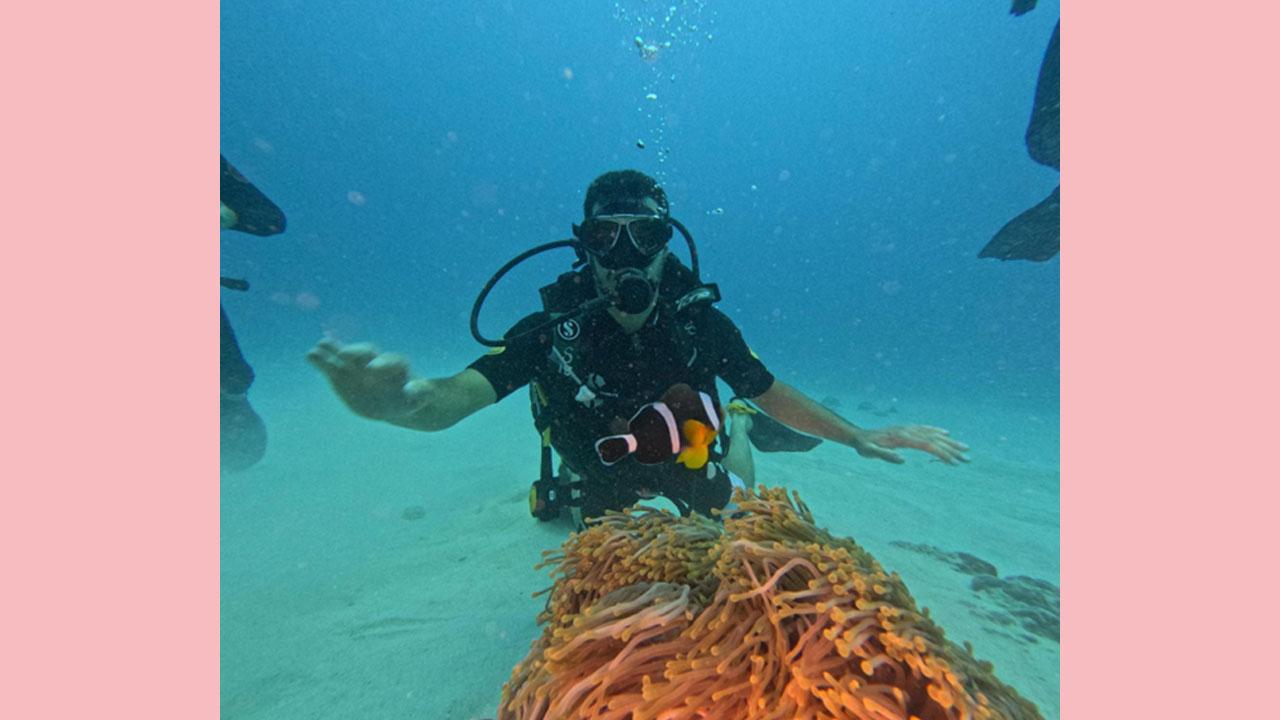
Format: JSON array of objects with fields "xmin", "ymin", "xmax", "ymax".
[
  {"xmin": 676, "ymin": 420, "xmax": 716, "ymax": 469},
  {"xmin": 682, "ymin": 419, "xmax": 712, "ymax": 445},
  {"xmin": 676, "ymin": 444, "xmax": 709, "ymax": 470}
]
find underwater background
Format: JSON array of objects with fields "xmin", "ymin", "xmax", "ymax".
[{"xmin": 221, "ymin": 1, "xmax": 1060, "ymax": 718}]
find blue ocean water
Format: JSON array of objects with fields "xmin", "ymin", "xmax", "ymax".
[
  {"xmin": 222, "ymin": 1, "xmax": 1059, "ymax": 717},
  {"xmin": 222, "ymin": 0, "xmax": 1058, "ymax": 401}
]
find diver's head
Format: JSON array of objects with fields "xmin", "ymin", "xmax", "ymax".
[{"xmin": 574, "ymin": 170, "xmax": 674, "ymax": 314}]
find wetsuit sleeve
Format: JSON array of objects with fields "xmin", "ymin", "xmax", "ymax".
[
  {"xmin": 467, "ymin": 312, "xmax": 550, "ymax": 402},
  {"xmin": 699, "ymin": 308, "xmax": 776, "ymax": 399}
]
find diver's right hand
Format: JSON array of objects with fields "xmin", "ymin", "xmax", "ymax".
[{"xmin": 306, "ymin": 338, "xmax": 431, "ymax": 423}]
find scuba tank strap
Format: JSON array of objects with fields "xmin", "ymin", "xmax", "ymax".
[
  {"xmin": 528, "ymin": 381, "xmax": 558, "ymax": 521},
  {"xmin": 528, "ymin": 380, "xmax": 584, "ymax": 523}
]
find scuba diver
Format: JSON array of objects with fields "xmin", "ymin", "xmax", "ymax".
[
  {"xmin": 221, "ymin": 154, "xmax": 286, "ymax": 471},
  {"xmin": 308, "ymin": 170, "xmax": 968, "ymax": 526}
]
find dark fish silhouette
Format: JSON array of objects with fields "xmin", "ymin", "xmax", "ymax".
[
  {"xmin": 981, "ymin": 21, "xmax": 1060, "ymax": 262},
  {"xmin": 856, "ymin": 399, "xmax": 899, "ymax": 418},
  {"xmin": 1025, "ymin": 22, "xmax": 1060, "ymax": 171},
  {"xmin": 1009, "ymin": 0, "xmax": 1038, "ymax": 17},
  {"xmin": 221, "ymin": 154, "xmax": 286, "ymax": 236},
  {"xmin": 981, "ymin": 185, "xmax": 1059, "ymax": 262}
]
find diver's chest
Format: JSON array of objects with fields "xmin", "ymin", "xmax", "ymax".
[{"xmin": 541, "ymin": 330, "xmax": 700, "ymax": 412}]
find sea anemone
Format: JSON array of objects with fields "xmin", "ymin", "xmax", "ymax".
[{"xmin": 498, "ymin": 486, "xmax": 1042, "ymax": 720}]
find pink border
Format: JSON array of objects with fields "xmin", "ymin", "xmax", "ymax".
[
  {"xmin": 4, "ymin": 4, "xmax": 218, "ymax": 718},
  {"xmin": 1063, "ymin": 4, "xmax": 1279, "ymax": 718},
  {"xmin": 7, "ymin": 3, "xmax": 1277, "ymax": 718}
]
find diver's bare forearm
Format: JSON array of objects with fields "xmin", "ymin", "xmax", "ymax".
[
  {"xmin": 749, "ymin": 380, "xmax": 864, "ymax": 447},
  {"xmin": 387, "ymin": 397, "xmax": 457, "ymax": 431}
]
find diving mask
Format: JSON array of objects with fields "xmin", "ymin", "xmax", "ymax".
[{"xmin": 574, "ymin": 214, "xmax": 673, "ymax": 258}]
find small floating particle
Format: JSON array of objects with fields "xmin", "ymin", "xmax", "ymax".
[
  {"xmin": 636, "ymin": 139, "xmax": 646, "ymax": 149},
  {"xmin": 294, "ymin": 291, "xmax": 321, "ymax": 311},
  {"xmin": 645, "ymin": 92, "xmax": 658, "ymax": 101}
]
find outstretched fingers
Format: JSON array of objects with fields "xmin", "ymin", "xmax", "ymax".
[
  {"xmin": 336, "ymin": 342, "xmax": 381, "ymax": 367},
  {"xmin": 871, "ymin": 425, "xmax": 971, "ymax": 465},
  {"xmin": 305, "ymin": 338, "xmax": 345, "ymax": 372},
  {"xmin": 929, "ymin": 429, "xmax": 970, "ymax": 460},
  {"xmin": 922, "ymin": 429, "xmax": 970, "ymax": 464},
  {"xmin": 306, "ymin": 340, "xmax": 381, "ymax": 376}
]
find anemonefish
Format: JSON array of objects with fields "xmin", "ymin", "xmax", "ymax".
[{"xmin": 595, "ymin": 384, "xmax": 721, "ymax": 468}]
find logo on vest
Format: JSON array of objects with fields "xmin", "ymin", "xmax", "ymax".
[{"xmin": 556, "ymin": 319, "xmax": 581, "ymax": 341}]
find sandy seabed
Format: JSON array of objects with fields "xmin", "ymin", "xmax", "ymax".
[{"xmin": 221, "ymin": 373, "xmax": 1059, "ymax": 720}]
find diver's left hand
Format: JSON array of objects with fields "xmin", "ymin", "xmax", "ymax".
[{"xmin": 851, "ymin": 425, "xmax": 970, "ymax": 465}]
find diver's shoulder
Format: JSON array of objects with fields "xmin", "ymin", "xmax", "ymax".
[
  {"xmin": 688, "ymin": 303, "xmax": 739, "ymax": 329},
  {"xmin": 506, "ymin": 311, "xmax": 553, "ymax": 338}
]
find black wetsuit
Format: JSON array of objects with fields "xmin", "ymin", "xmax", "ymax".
[{"xmin": 469, "ymin": 260, "xmax": 774, "ymax": 519}]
